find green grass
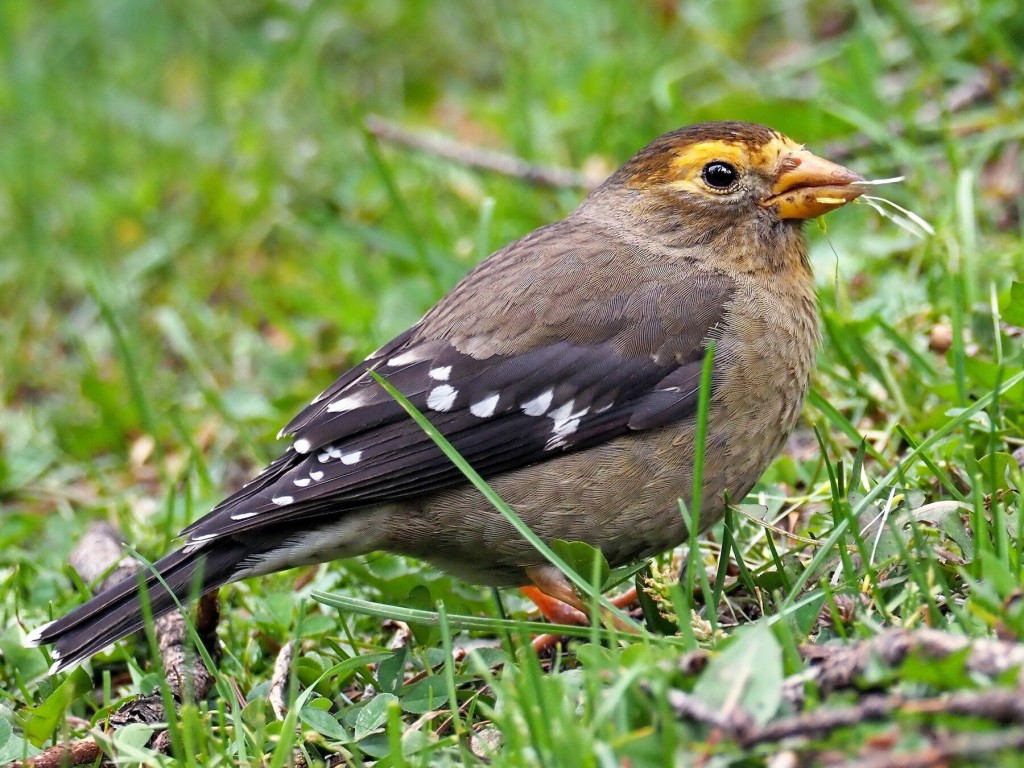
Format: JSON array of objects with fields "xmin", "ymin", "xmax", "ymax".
[{"xmin": 2, "ymin": 0, "xmax": 1024, "ymax": 765}]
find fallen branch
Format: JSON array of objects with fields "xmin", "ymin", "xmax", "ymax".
[
  {"xmin": 655, "ymin": 627, "xmax": 1024, "ymax": 761},
  {"xmin": 786, "ymin": 628, "xmax": 1024, "ymax": 706},
  {"xmin": 664, "ymin": 686, "xmax": 1024, "ymax": 750},
  {"xmin": 365, "ymin": 115, "xmax": 595, "ymax": 190},
  {"xmin": 829, "ymin": 727, "xmax": 1024, "ymax": 768},
  {"xmin": 20, "ymin": 740, "xmax": 102, "ymax": 768}
]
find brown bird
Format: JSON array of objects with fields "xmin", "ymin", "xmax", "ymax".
[{"xmin": 28, "ymin": 122, "xmax": 864, "ymax": 673}]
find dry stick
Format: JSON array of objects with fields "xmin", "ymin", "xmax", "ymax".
[
  {"xmin": 785, "ymin": 628, "xmax": 1024, "ymax": 707},
  {"xmin": 758, "ymin": 689, "xmax": 1024, "ymax": 747},
  {"xmin": 664, "ymin": 687, "xmax": 1024, "ymax": 750},
  {"xmin": 20, "ymin": 522, "xmax": 221, "ymax": 768},
  {"xmin": 657, "ymin": 628, "xmax": 1024, "ymax": 756},
  {"xmin": 19, "ymin": 740, "xmax": 103, "ymax": 768},
  {"xmin": 828, "ymin": 728, "xmax": 1024, "ymax": 768},
  {"xmin": 364, "ymin": 115, "xmax": 595, "ymax": 190}
]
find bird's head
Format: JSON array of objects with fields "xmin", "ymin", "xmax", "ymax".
[{"xmin": 586, "ymin": 122, "xmax": 865, "ymax": 258}]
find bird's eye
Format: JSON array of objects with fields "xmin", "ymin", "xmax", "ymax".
[{"xmin": 701, "ymin": 161, "xmax": 738, "ymax": 190}]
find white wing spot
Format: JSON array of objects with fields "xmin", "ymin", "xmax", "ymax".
[
  {"xmin": 231, "ymin": 511, "xmax": 259, "ymax": 521},
  {"xmin": 272, "ymin": 495, "xmax": 294, "ymax": 506},
  {"xmin": 470, "ymin": 392, "xmax": 500, "ymax": 418},
  {"xmin": 318, "ymin": 451, "xmax": 331, "ymax": 463},
  {"xmin": 387, "ymin": 350, "xmax": 424, "ymax": 367},
  {"xmin": 341, "ymin": 450, "xmax": 363, "ymax": 465},
  {"xmin": 309, "ymin": 470, "xmax": 324, "ymax": 481},
  {"xmin": 328, "ymin": 446, "xmax": 343, "ymax": 459},
  {"xmin": 545, "ymin": 399, "xmax": 590, "ymax": 450},
  {"xmin": 427, "ymin": 385, "xmax": 458, "ymax": 412},
  {"xmin": 293, "ymin": 477, "xmax": 311, "ymax": 487},
  {"xmin": 293, "ymin": 438, "xmax": 312, "ymax": 454},
  {"xmin": 546, "ymin": 400, "xmax": 574, "ymax": 425},
  {"xmin": 429, "ymin": 365, "xmax": 452, "ymax": 381},
  {"xmin": 327, "ymin": 394, "xmax": 364, "ymax": 413},
  {"xmin": 522, "ymin": 389, "xmax": 554, "ymax": 417}
]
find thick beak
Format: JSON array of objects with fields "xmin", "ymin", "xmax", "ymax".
[{"xmin": 761, "ymin": 148, "xmax": 865, "ymax": 220}]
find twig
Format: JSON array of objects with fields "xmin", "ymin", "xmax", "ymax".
[
  {"xmin": 657, "ymin": 628, "xmax": 1024, "ymax": 761},
  {"xmin": 364, "ymin": 115, "xmax": 595, "ymax": 190},
  {"xmin": 664, "ymin": 686, "xmax": 1024, "ymax": 750},
  {"xmin": 828, "ymin": 728, "xmax": 1024, "ymax": 768},
  {"xmin": 786, "ymin": 628, "xmax": 1024, "ymax": 706},
  {"xmin": 20, "ymin": 740, "xmax": 102, "ymax": 768},
  {"xmin": 661, "ymin": 687, "xmax": 755, "ymax": 735}
]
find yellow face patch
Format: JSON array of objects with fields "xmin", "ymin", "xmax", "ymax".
[{"xmin": 665, "ymin": 137, "xmax": 800, "ymax": 194}]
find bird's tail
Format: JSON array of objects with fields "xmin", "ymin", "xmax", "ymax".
[{"xmin": 24, "ymin": 540, "xmax": 250, "ymax": 674}]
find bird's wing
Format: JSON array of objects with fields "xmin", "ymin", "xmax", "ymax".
[{"xmin": 181, "ymin": 227, "xmax": 736, "ymax": 543}]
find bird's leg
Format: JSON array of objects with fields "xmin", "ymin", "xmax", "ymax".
[
  {"xmin": 523, "ymin": 565, "xmax": 639, "ymax": 652},
  {"xmin": 520, "ymin": 585, "xmax": 588, "ymax": 626}
]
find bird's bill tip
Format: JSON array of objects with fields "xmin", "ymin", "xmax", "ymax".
[{"xmin": 763, "ymin": 148, "xmax": 866, "ymax": 220}]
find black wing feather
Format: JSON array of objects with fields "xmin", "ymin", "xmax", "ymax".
[{"xmin": 181, "ymin": 339, "xmax": 692, "ymax": 541}]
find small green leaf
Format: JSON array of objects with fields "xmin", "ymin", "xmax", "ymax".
[
  {"xmin": 400, "ymin": 675, "xmax": 449, "ymax": 715},
  {"xmin": 354, "ymin": 693, "xmax": 398, "ymax": 741},
  {"xmin": 550, "ymin": 540, "xmax": 610, "ymax": 589},
  {"xmin": 910, "ymin": 501, "xmax": 974, "ymax": 560},
  {"xmin": 405, "ymin": 585, "xmax": 440, "ymax": 646},
  {"xmin": 693, "ymin": 623, "xmax": 783, "ymax": 725},
  {"xmin": 787, "ymin": 593, "xmax": 826, "ymax": 639},
  {"xmin": 979, "ymin": 452, "xmax": 1021, "ymax": 493},
  {"xmin": 110, "ymin": 723, "xmax": 156, "ymax": 753},
  {"xmin": 1002, "ymin": 281, "xmax": 1024, "ymax": 326},
  {"xmin": 376, "ymin": 646, "xmax": 408, "ymax": 695},
  {"xmin": 0, "ymin": 717, "xmax": 40, "ymax": 763},
  {"xmin": 300, "ymin": 706, "xmax": 348, "ymax": 742},
  {"xmin": 978, "ymin": 550, "xmax": 1018, "ymax": 597},
  {"xmin": 23, "ymin": 667, "xmax": 92, "ymax": 746}
]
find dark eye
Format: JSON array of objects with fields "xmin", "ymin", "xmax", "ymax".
[{"xmin": 701, "ymin": 161, "xmax": 738, "ymax": 189}]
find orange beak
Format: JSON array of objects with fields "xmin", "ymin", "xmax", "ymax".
[{"xmin": 761, "ymin": 148, "xmax": 865, "ymax": 220}]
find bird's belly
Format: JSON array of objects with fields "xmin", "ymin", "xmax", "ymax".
[{"xmin": 390, "ymin": 401, "xmax": 797, "ymax": 586}]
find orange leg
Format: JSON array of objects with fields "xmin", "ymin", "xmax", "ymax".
[
  {"xmin": 521, "ymin": 585, "xmax": 587, "ymax": 626},
  {"xmin": 522, "ymin": 566, "xmax": 640, "ymax": 652}
]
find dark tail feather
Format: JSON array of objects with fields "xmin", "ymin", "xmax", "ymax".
[{"xmin": 25, "ymin": 541, "xmax": 249, "ymax": 674}]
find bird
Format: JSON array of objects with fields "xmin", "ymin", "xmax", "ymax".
[{"xmin": 27, "ymin": 121, "xmax": 865, "ymax": 673}]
